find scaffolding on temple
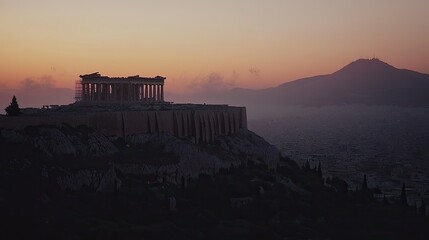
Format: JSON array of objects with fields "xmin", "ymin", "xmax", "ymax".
[{"xmin": 74, "ymin": 79, "xmax": 82, "ymax": 102}]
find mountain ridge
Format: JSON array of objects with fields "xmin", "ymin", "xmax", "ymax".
[{"xmin": 222, "ymin": 59, "xmax": 429, "ymax": 107}]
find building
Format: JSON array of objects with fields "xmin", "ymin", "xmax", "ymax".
[{"xmin": 75, "ymin": 72, "xmax": 165, "ymax": 103}]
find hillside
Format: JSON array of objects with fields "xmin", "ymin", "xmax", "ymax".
[
  {"xmin": 192, "ymin": 59, "xmax": 429, "ymax": 107},
  {"xmin": 1, "ymin": 125, "xmax": 428, "ymax": 239}
]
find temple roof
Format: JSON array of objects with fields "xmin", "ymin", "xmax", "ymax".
[{"xmin": 79, "ymin": 72, "xmax": 166, "ymax": 82}]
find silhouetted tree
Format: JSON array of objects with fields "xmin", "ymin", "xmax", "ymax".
[
  {"xmin": 361, "ymin": 174, "xmax": 368, "ymax": 192},
  {"xmin": 114, "ymin": 178, "xmax": 118, "ymax": 193},
  {"xmin": 326, "ymin": 176, "xmax": 348, "ymax": 194},
  {"xmin": 5, "ymin": 95, "xmax": 21, "ymax": 116},
  {"xmin": 303, "ymin": 160, "xmax": 311, "ymax": 171},
  {"xmin": 419, "ymin": 199, "xmax": 426, "ymax": 216},
  {"xmin": 400, "ymin": 183, "xmax": 407, "ymax": 206},
  {"xmin": 383, "ymin": 194, "xmax": 388, "ymax": 204},
  {"xmin": 181, "ymin": 176, "xmax": 186, "ymax": 190},
  {"xmin": 317, "ymin": 161, "xmax": 322, "ymax": 178}
]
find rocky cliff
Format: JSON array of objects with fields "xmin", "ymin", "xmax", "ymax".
[
  {"xmin": 1, "ymin": 124, "xmax": 429, "ymax": 239},
  {"xmin": 0, "ymin": 124, "xmax": 278, "ymax": 193}
]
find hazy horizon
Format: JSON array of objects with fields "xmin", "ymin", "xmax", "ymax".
[
  {"xmin": 1, "ymin": 57, "xmax": 429, "ymax": 113},
  {"xmin": 1, "ymin": 1, "xmax": 429, "ymax": 91},
  {"xmin": 2, "ymin": 1, "xmax": 429, "ymax": 111}
]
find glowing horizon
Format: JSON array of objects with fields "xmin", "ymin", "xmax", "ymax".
[{"xmin": 1, "ymin": 0, "xmax": 429, "ymax": 93}]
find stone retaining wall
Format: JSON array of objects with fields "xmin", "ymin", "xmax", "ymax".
[{"xmin": 0, "ymin": 107, "xmax": 247, "ymax": 143}]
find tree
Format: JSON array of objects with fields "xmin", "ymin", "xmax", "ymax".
[
  {"xmin": 419, "ymin": 199, "xmax": 426, "ymax": 216},
  {"xmin": 400, "ymin": 183, "xmax": 407, "ymax": 206},
  {"xmin": 5, "ymin": 95, "xmax": 21, "ymax": 116},
  {"xmin": 303, "ymin": 160, "xmax": 311, "ymax": 171},
  {"xmin": 326, "ymin": 176, "xmax": 348, "ymax": 194},
  {"xmin": 317, "ymin": 161, "xmax": 322, "ymax": 178},
  {"xmin": 383, "ymin": 194, "xmax": 388, "ymax": 204},
  {"xmin": 361, "ymin": 174, "xmax": 368, "ymax": 192}
]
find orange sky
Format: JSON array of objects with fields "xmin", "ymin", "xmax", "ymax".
[{"xmin": 1, "ymin": 0, "xmax": 428, "ymax": 93}]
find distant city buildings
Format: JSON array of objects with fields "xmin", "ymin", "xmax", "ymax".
[{"xmin": 249, "ymin": 108, "xmax": 429, "ymax": 208}]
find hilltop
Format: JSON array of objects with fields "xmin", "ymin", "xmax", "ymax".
[{"xmin": 1, "ymin": 125, "xmax": 428, "ymax": 239}]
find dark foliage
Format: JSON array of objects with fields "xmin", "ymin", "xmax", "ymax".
[
  {"xmin": 5, "ymin": 95, "xmax": 21, "ymax": 116},
  {"xmin": 400, "ymin": 183, "xmax": 408, "ymax": 206},
  {"xmin": 419, "ymin": 199, "xmax": 426, "ymax": 216},
  {"xmin": 361, "ymin": 174, "xmax": 368, "ymax": 192},
  {"xmin": 317, "ymin": 161, "xmax": 322, "ymax": 178},
  {"xmin": 326, "ymin": 177, "xmax": 348, "ymax": 194},
  {"xmin": 1, "ymin": 134, "xmax": 428, "ymax": 239}
]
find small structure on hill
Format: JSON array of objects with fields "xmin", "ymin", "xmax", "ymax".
[{"xmin": 75, "ymin": 72, "xmax": 165, "ymax": 103}]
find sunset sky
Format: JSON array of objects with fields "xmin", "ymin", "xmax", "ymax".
[{"xmin": 1, "ymin": 0, "xmax": 429, "ymax": 94}]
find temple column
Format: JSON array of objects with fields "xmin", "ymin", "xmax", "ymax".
[
  {"xmin": 152, "ymin": 85, "xmax": 156, "ymax": 102},
  {"xmin": 88, "ymin": 84, "xmax": 92, "ymax": 101},
  {"xmin": 104, "ymin": 84, "xmax": 108, "ymax": 101},
  {"xmin": 104, "ymin": 83, "xmax": 108, "ymax": 101},
  {"xmin": 157, "ymin": 84, "xmax": 161, "ymax": 102},
  {"xmin": 161, "ymin": 85, "xmax": 164, "ymax": 102},
  {"xmin": 87, "ymin": 83, "xmax": 90, "ymax": 101},
  {"xmin": 104, "ymin": 84, "xmax": 106, "ymax": 101},
  {"xmin": 101, "ymin": 83, "xmax": 104, "ymax": 101},
  {"xmin": 112, "ymin": 84, "xmax": 116, "ymax": 101},
  {"xmin": 155, "ymin": 85, "xmax": 158, "ymax": 102},
  {"xmin": 141, "ymin": 84, "xmax": 144, "ymax": 101},
  {"xmin": 120, "ymin": 84, "xmax": 124, "ymax": 102},
  {"xmin": 99, "ymin": 83, "xmax": 103, "ymax": 101},
  {"xmin": 81, "ymin": 83, "xmax": 86, "ymax": 101},
  {"xmin": 94, "ymin": 83, "xmax": 97, "ymax": 101},
  {"xmin": 99, "ymin": 83, "xmax": 102, "ymax": 101},
  {"xmin": 126, "ymin": 84, "xmax": 129, "ymax": 101},
  {"xmin": 90, "ymin": 83, "xmax": 95, "ymax": 101},
  {"xmin": 99, "ymin": 84, "xmax": 103, "ymax": 101},
  {"xmin": 156, "ymin": 85, "xmax": 159, "ymax": 101},
  {"xmin": 96, "ymin": 83, "xmax": 100, "ymax": 101}
]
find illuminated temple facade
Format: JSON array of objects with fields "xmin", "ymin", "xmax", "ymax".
[{"xmin": 75, "ymin": 72, "xmax": 165, "ymax": 103}]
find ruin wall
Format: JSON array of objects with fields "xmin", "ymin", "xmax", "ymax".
[{"xmin": 0, "ymin": 107, "xmax": 247, "ymax": 143}]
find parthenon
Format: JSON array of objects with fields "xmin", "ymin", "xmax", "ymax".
[{"xmin": 75, "ymin": 72, "xmax": 165, "ymax": 103}]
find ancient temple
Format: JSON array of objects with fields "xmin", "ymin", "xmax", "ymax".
[{"xmin": 75, "ymin": 72, "xmax": 165, "ymax": 103}]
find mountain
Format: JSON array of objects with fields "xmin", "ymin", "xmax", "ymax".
[{"xmin": 202, "ymin": 59, "xmax": 429, "ymax": 107}]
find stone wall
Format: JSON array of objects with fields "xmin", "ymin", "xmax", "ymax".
[{"xmin": 0, "ymin": 107, "xmax": 247, "ymax": 143}]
